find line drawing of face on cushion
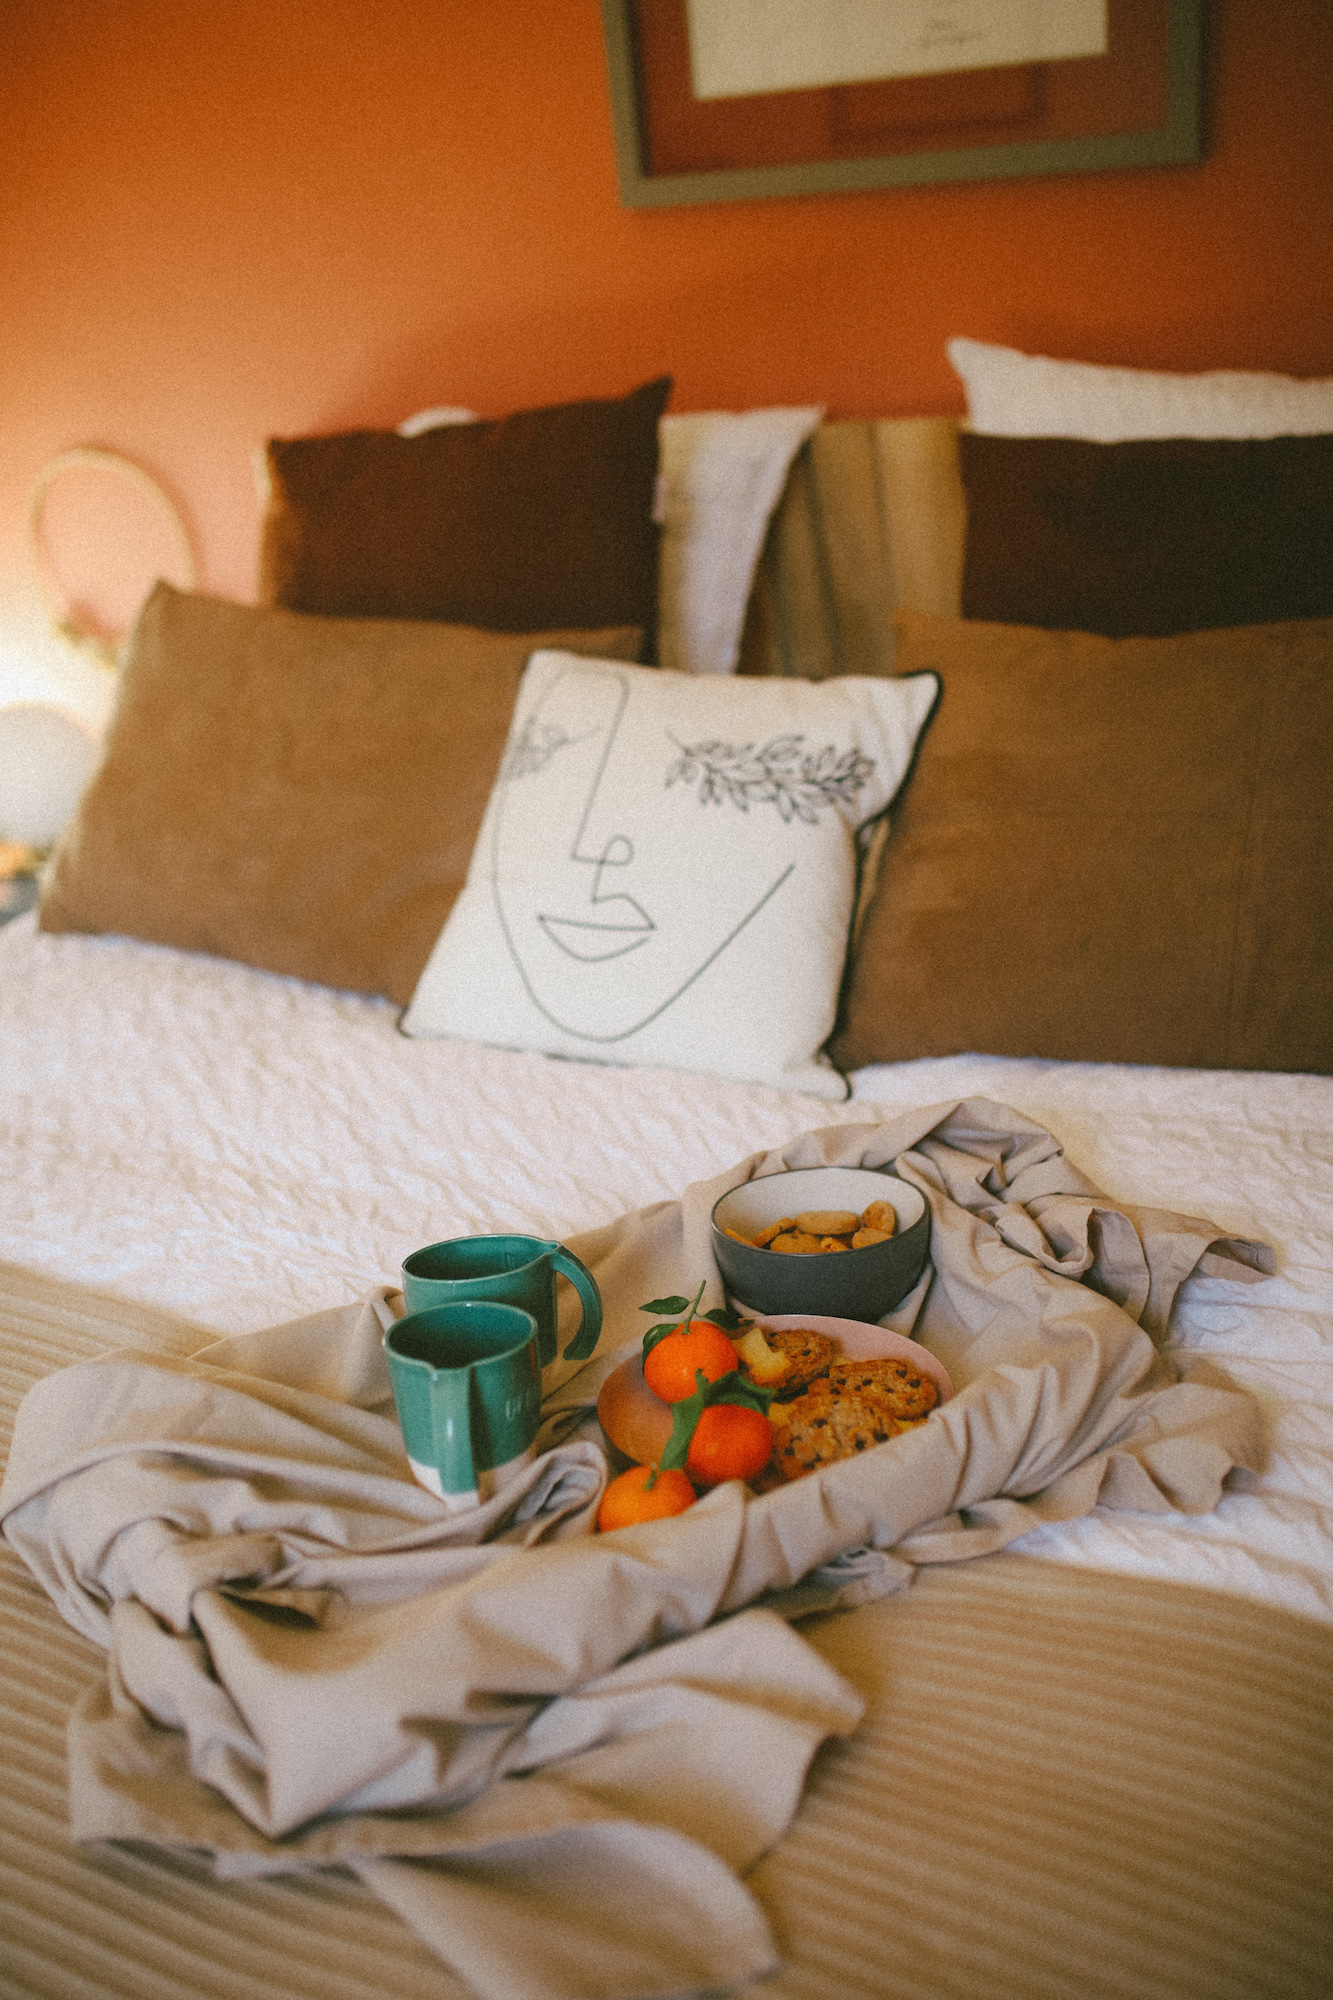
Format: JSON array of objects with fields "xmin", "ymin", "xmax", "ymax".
[{"xmin": 489, "ymin": 662, "xmax": 873, "ymax": 1043}]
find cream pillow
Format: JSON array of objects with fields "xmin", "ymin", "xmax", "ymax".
[
  {"xmin": 403, "ymin": 652, "xmax": 938, "ymax": 1096},
  {"xmin": 947, "ymin": 337, "xmax": 1333, "ymax": 441},
  {"xmin": 653, "ymin": 407, "xmax": 822, "ymax": 672}
]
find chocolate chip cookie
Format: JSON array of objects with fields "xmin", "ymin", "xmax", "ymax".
[
  {"xmin": 772, "ymin": 1386, "xmax": 911, "ymax": 1482},
  {"xmin": 817, "ymin": 1357, "xmax": 938, "ymax": 1420}
]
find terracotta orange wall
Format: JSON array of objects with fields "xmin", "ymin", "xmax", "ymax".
[{"xmin": 2, "ymin": 0, "xmax": 1331, "ymax": 721}]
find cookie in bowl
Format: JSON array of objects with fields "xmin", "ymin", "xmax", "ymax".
[{"xmin": 711, "ymin": 1165, "xmax": 931, "ymax": 1319}]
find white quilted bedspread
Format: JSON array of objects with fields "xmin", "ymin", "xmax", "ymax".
[{"xmin": 3, "ymin": 913, "xmax": 1331, "ymax": 1623}]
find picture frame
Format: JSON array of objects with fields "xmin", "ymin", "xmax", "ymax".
[{"xmin": 600, "ymin": 0, "xmax": 1205, "ymax": 209}]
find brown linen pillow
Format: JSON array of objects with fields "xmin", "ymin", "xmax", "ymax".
[
  {"xmin": 39, "ymin": 583, "xmax": 642, "ymax": 1004},
  {"xmin": 258, "ymin": 376, "xmax": 672, "ymax": 651},
  {"xmin": 831, "ymin": 609, "xmax": 1333, "ymax": 1074},
  {"xmin": 959, "ymin": 430, "xmax": 1333, "ymax": 637}
]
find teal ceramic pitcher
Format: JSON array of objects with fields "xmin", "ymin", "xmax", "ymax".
[
  {"xmin": 383, "ymin": 1300, "xmax": 541, "ymax": 1510},
  {"xmin": 400, "ymin": 1233, "xmax": 602, "ymax": 1364}
]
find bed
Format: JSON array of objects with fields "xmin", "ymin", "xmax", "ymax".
[{"xmin": 2, "ymin": 348, "xmax": 1332, "ymax": 2000}]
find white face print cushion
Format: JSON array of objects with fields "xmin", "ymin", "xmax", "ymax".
[{"xmin": 403, "ymin": 653, "xmax": 938, "ymax": 1096}]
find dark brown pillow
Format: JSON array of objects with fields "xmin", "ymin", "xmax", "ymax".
[
  {"xmin": 258, "ymin": 377, "xmax": 672, "ymax": 653},
  {"xmin": 39, "ymin": 584, "xmax": 643, "ymax": 1004},
  {"xmin": 832, "ymin": 610, "xmax": 1333, "ymax": 1074},
  {"xmin": 959, "ymin": 430, "xmax": 1333, "ymax": 637}
]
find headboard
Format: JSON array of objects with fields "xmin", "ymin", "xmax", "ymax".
[{"xmin": 737, "ymin": 416, "xmax": 966, "ymax": 680}]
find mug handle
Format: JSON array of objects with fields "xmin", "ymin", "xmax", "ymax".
[
  {"xmin": 430, "ymin": 1366, "xmax": 476, "ymax": 1498},
  {"xmin": 549, "ymin": 1244, "xmax": 603, "ymax": 1362}
]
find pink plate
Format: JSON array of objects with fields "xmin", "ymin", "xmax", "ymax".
[{"xmin": 596, "ymin": 1313, "xmax": 953, "ymax": 1468}]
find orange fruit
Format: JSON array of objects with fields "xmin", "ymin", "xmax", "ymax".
[
  {"xmin": 685, "ymin": 1403, "xmax": 774, "ymax": 1487},
  {"xmin": 597, "ymin": 1463, "xmax": 697, "ymax": 1532},
  {"xmin": 642, "ymin": 1320, "xmax": 739, "ymax": 1404}
]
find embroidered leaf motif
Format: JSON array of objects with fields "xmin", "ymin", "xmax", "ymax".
[
  {"xmin": 665, "ymin": 733, "xmax": 875, "ymax": 823},
  {"xmin": 503, "ymin": 718, "xmax": 594, "ymax": 781}
]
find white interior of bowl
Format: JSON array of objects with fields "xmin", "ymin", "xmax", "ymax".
[{"xmin": 714, "ymin": 1167, "xmax": 924, "ymax": 1241}]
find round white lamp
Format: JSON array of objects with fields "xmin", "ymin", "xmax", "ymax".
[{"xmin": 0, "ymin": 701, "xmax": 100, "ymax": 850}]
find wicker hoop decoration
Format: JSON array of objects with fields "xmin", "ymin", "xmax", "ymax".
[{"xmin": 27, "ymin": 447, "xmax": 196, "ymax": 668}]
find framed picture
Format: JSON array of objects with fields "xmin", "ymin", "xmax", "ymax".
[{"xmin": 601, "ymin": 0, "xmax": 1205, "ymax": 208}]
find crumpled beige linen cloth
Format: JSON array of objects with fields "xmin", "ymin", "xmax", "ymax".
[{"xmin": 0, "ymin": 1098, "xmax": 1272, "ymax": 2000}]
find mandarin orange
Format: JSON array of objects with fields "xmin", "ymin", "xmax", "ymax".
[
  {"xmin": 642, "ymin": 1320, "xmax": 739, "ymax": 1404},
  {"xmin": 596, "ymin": 1463, "xmax": 697, "ymax": 1532},
  {"xmin": 685, "ymin": 1402, "xmax": 774, "ymax": 1487}
]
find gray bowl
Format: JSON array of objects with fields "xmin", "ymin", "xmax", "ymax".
[{"xmin": 711, "ymin": 1165, "xmax": 931, "ymax": 1322}]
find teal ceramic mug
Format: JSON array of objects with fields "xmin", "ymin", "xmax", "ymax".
[
  {"xmin": 383, "ymin": 1301, "xmax": 542, "ymax": 1510},
  {"xmin": 400, "ymin": 1234, "xmax": 602, "ymax": 1365}
]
